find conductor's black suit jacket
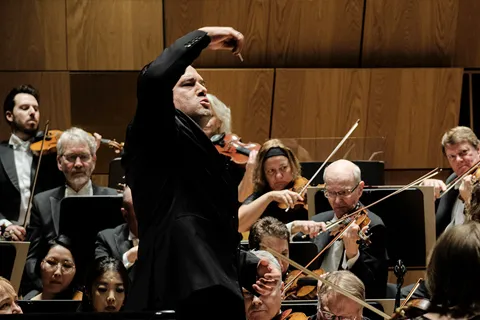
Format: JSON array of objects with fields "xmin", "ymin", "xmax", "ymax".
[{"xmin": 122, "ymin": 29, "xmax": 259, "ymax": 313}]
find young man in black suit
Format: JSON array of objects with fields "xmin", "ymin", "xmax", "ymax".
[
  {"xmin": 310, "ymin": 159, "xmax": 388, "ymax": 299},
  {"xmin": 0, "ymin": 85, "xmax": 64, "ymax": 241},
  {"xmin": 122, "ymin": 26, "xmax": 280, "ymax": 319}
]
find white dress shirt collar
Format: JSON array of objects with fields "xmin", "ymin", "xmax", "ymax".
[{"xmin": 65, "ymin": 180, "xmax": 93, "ymax": 197}]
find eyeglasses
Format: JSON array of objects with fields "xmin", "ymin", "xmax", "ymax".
[
  {"xmin": 323, "ymin": 182, "xmax": 360, "ymax": 199},
  {"xmin": 62, "ymin": 153, "xmax": 91, "ymax": 163},
  {"xmin": 319, "ymin": 309, "xmax": 357, "ymax": 320},
  {"xmin": 318, "ymin": 302, "xmax": 358, "ymax": 320},
  {"xmin": 42, "ymin": 259, "xmax": 76, "ymax": 274}
]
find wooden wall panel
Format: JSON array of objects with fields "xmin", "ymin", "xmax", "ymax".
[
  {"xmin": 272, "ymin": 68, "xmax": 462, "ymax": 169},
  {"xmin": 366, "ymin": 68, "xmax": 462, "ymax": 169},
  {"xmin": 268, "ymin": 0, "xmax": 364, "ymax": 67},
  {"xmin": 0, "ymin": 0, "xmax": 67, "ymax": 70},
  {"xmin": 0, "ymin": 72, "xmax": 71, "ymax": 140},
  {"xmin": 70, "ymin": 73, "xmax": 138, "ymax": 173},
  {"xmin": 197, "ymin": 69, "xmax": 274, "ymax": 144},
  {"xmin": 164, "ymin": 0, "xmax": 270, "ymax": 68},
  {"xmin": 453, "ymin": 0, "xmax": 480, "ymax": 67},
  {"xmin": 271, "ymin": 69, "xmax": 371, "ymax": 162},
  {"xmin": 362, "ymin": 0, "xmax": 458, "ymax": 67},
  {"xmin": 66, "ymin": 0, "xmax": 164, "ymax": 70}
]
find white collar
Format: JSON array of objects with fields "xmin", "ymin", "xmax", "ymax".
[
  {"xmin": 65, "ymin": 180, "xmax": 93, "ymax": 197},
  {"xmin": 9, "ymin": 134, "xmax": 32, "ymax": 151}
]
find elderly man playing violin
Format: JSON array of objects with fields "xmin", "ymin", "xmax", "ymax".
[
  {"xmin": 310, "ymin": 159, "xmax": 388, "ymax": 299},
  {"xmin": 122, "ymin": 26, "xmax": 281, "ymax": 320},
  {"xmin": 420, "ymin": 126, "xmax": 480, "ymax": 238}
]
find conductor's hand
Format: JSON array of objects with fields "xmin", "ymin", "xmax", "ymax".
[
  {"xmin": 197, "ymin": 27, "xmax": 244, "ymax": 55},
  {"xmin": 420, "ymin": 178, "xmax": 447, "ymax": 199}
]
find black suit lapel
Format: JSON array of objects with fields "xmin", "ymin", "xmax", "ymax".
[
  {"xmin": 0, "ymin": 145, "xmax": 20, "ymax": 192},
  {"xmin": 51, "ymin": 187, "xmax": 66, "ymax": 235},
  {"xmin": 115, "ymin": 224, "xmax": 132, "ymax": 260}
]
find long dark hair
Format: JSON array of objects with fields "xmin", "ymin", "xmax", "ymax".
[
  {"xmin": 426, "ymin": 222, "xmax": 480, "ymax": 318},
  {"xmin": 34, "ymin": 234, "xmax": 79, "ymax": 299},
  {"xmin": 79, "ymin": 257, "xmax": 130, "ymax": 312}
]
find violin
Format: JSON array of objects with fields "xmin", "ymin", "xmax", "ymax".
[
  {"xmin": 211, "ymin": 132, "xmax": 260, "ymax": 165},
  {"xmin": 391, "ymin": 299, "xmax": 432, "ymax": 320},
  {"xmin": 278, "ymin": 176, "xmax": 312, "ymax": 211},
  {"xmin": 329, "ymin": 207, "xmax": 372, "ymax": 246},
  {"xmin": 30, "ymin": 129, "xmax": 124, "ymax": 154},
  {"xmin": 284, "ymin": 268, "xmax": 325, "ymax": 300}
]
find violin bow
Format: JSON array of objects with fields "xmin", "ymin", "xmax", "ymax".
[
  {"xmin": 267, "ymin": 247, "xmax": 392, "ymax": 320},
  {"xmin": 318, "ymin": 167, "xmax": 441, "ymax": 234},
  {"xmin": 283, "ymin": 215, "xmax": 359, "ymax": 293},
  {"xmin": 285, "ymin": 119, "xmax": 360, "ymax": 212},
  {"xmin": 22, "ymin": 120, "xmax": 50, "ymax": 229},
  {"xmin": 286, "ymin": 168, "xmax": 440, "ymax": 292},
  {"xmin": 400, "ymin": 278, "xmax": 424, "ymax": 309},
  {"xmin": 438, "ymin": 159, "xmax": 480, "ymax": 198}
]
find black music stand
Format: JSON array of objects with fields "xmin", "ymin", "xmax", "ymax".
[
  {"xmin": 18, "ymin": 300, "xmax": 81, "ymax": 313},
  {"xmin": 58, "ymin": 195, "xmax": 124, "ymax": 281},
  {"xmin": 300, "ymin": 161, "xmax": 385, "ymax": 186},
  {"xmin": 313, "ymin": 187, "xmax": 427, "ymax": 268}
]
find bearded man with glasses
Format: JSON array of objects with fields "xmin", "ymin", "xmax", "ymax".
[
  {"xmin": 22, "ymin": 127, "xmax": 117, "ymax": 295},
  {"xmin": 310, "ymin": 160, "xmax": 388, "ymax": 299}
]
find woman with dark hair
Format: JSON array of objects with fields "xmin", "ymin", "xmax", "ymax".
[
  {"xmin": 24, "ymin": 234, "xmax": 81, "ymax": 300},
  {"xmin": 80, "ymin": 257, "xmax": 129, "ymax": 312},
  {"xmin": 409, "ymin": 222, "xmax": 480, "ymax": 319}
]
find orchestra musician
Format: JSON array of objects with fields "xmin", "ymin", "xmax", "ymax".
[
  {"xmin": 420, "ymin": 126, "xmax": 480, "ymax": 237},
  {"xmin": 121, "ymin": 26, "xmax": 281, "ymax": 319},
  {"xmin": 0, "ymin": 85, "xmax": 64, "ymax": 241},
  {"xmin": 238, "ymin": 139, "xmax": 310, "ymax": 232},
  {"xmin": 311, "ymin": 159, "xmax": 388, "ymax": 299},
  {"xmin": 95, "ymin": 185, "xmax": 139, "ymax": 277},
  {"xmin": 403, "ymin": 222, "xmax": 480, "ymax": 320},
  {"xmin": 310, "ymin": 271, "xmax": 366, "ymax": 320},
  {"xmin": 202, "ymin": 93, "xmax": 256, "ymax": 202},
  {"xmin": 22, "ymin": 127, "xmax": 117, "ymax": 294},
  {"xmin": 248, "ymin": 217, "xmax": 291, "ymax": 276},
  {"xmin": 0, "ymin": 277, "xmax": 23, "ymax": 314}
]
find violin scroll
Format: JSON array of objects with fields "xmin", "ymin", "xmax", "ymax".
[{"xmin": 211, "ymin": 132, "xmax": 260, "ymax": 166}]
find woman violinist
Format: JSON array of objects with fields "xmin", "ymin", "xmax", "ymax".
[
  {"xmin": 238, "ymin": 139, "xmax": 310, "ymax": 232},
  {"xmin": 394, "ymin": 222, "xmax": 480, "ymax": 320}
]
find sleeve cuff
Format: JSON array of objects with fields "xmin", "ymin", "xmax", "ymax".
[
  {"xmin": 0, "ymin": 219, "xmax": 12, "ymax": 227},
  {"xmin": 122, "ymin": 252, "xmax": 133, "ymax": 269},
  {"xmin": 342, "ymin": 250, "xmax": 360, "ymax": 270},
  {"xmin": 286, "ymin": 222, "xmax": 294, "ymax": 241}
]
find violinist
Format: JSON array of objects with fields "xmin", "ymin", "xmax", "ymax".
[
  {"xmin": 243, "ymin": 250, "xmax": 289, "ymax": 320},
  {"xmin": 420, "ymin": 126, "xmax": 480, "ymax": 237},
  {"xmin": 0, "ymin": 84, "xmax": 65, "ymax": 240},
  {"xmin": 239, "ymin": 139, "xmax": 308, "ymax": 232},
  {"xmin": 402, "ymin": 223, "xmax": 480, "ymax": 320},
  {"xmin": 311, "ymin": 160, "xmax": 387, "ymax": 299},
  {"xmin": 311, "ymin": 271, "xmax": 366, "ymax": 320},
  {"xmin": 249, "ymin": 217, "xmax": 291, "ymax": 276},
  {"xmin": 202, "ymin": 93, "xmax": 256, "ymax": 202}
]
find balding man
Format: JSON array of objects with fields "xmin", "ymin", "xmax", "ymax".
[{"xmin": 311, "ymin": 160, "xmax": 388, "ymax": 298}]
